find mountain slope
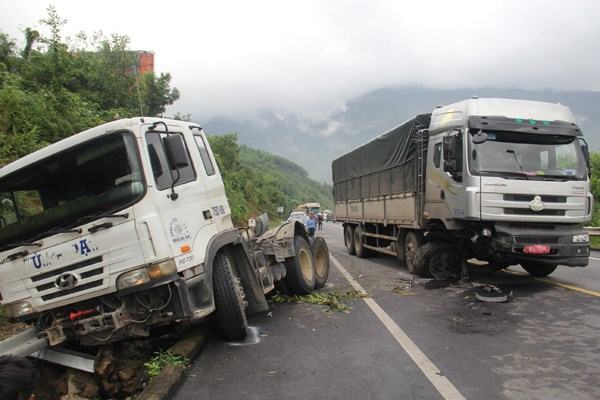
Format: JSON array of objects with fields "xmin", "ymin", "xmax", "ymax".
[
  {"xmin": 203, "ymin": 87, "xmax": 600, "ymax": 182},
  {"xmin": 207, "ymin": 134, "xmax": 332, "ymax": 225}
]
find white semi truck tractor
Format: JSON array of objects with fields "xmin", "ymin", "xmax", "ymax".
[
  {"xmin": 333, "ymin": 98, "xmax": 592, "ymax": 278},
  {"xmin": 0, "ymin": 118, "xmax": 329, "ymax": 352}
]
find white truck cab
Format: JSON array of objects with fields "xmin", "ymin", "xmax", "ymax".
[{"xmin": 0, "ymin": 118, "xmax": 326, "ymax": 347}]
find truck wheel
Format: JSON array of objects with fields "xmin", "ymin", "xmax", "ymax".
[
  {"xmin": 413, "ymin": 241, "xmax": 457, "ymax": 278},
  {"xmin": 284, "ymin": 235, "xmax": 316, "ymax": 294},
  {"xmin": 312, "ymin": 237, "xmax": 330, "ymax": 289},
  {"xmin": 344, "ymin": 225, "xmax": 356, "ymax": 255},
  {"xmin": 404, "ymin": 231, "xmax": 423, "ymax": 274},
  {"xmin": 354, "ymin": 226, "xmax": 371, "ymax": 258},
  {"xmin": 213, "ymin": 252, "xmax": 248, "ymax": 341},
  {"xmin": 521, "ymin": 262, "xmax": 557, "ymax": 277}
]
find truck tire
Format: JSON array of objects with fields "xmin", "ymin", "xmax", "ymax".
[
  {"xmin": 312, "ymin": 237, "xmax": 330, "ymax": 289},
  {"xmin": 354, "ymin": 226, "xmax": 371, "ymax": 258},
  {"xmin": 284, "ymin": 235, "xmax": 316, "ymax": 294},
  {"xmin": 344, "ymin": 225, "xmax": 356, "ymax": 255},
  {"xmin": 521, "ymin": 262, "xmax": 557, "ymax": 277},
  {"xmin": 213, "ymin": 252, "xmax": 248, "ymax": 341},
  {"xmin": 413, "ymin": 241, "xmax": 457, "ymax": 278},
  {"xmin": 404, "ymin": 231, "xmax": 423, "ymax": 275}
]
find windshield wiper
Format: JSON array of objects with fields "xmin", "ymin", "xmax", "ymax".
[
  {"xmin": 75, "ymin": 212, "xmax": 129, "ymax": 225},
  {"xmin": 536, "ymin": 174, "xmax": 577, "ymax": 181},
  {"xmin": 0, "ymin": 241, "xmax": 43, "ymax": 255}
]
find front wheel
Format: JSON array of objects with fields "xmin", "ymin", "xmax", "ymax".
[
  {"xmin": 404, "ymin": 231, "xmax": 422, "ymax": 275},
  {"xmin": 414, "ymin": 241, "xmax": 459, "ymax": 278},
  {"xmin": 521, "ymin": 262, "xmax": 557, "ymax": 277},
  {"xmin": 213, "ymin": 252, "xmax": 248, "ymax": 341}
]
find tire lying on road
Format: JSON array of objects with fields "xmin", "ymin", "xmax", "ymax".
[
  {"xmin": 520, "ymin": 262, "xmax": 557, "ymax": 277},
  {"xmin": 213, "ymin": 252, "xmax": 248, "ymax": 341},
  {"xmin": 284, "ymin": 235, "xmax": 316, "ymax": 294},
  {"xmin": 312, "ymin": 237, "xmax": 330, "ymax": 289}
]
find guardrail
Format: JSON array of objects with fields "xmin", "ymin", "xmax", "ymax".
[{"xmin": 585, "ymin": 227, "xmax": 600, "ymax": 236}]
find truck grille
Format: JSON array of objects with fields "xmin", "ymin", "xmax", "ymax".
[
  {"xmin": 504, "ymin": 208, "xmax": 565, "ymax": 216},
  {"xmin": 30, "ymin": 256, "xmax": 104, "ymax": 301},
  {"xmin": 514, "ymin": 236, "xmax": 560, "ymax": 244},
  {"xmin": 503, "ymin": 194, "xmax": 567, "ymax": 203}
]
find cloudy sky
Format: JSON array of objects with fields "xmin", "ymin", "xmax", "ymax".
[{"xmin": 1, "ymin": 0, "xmax": 599, "ymax": 121}]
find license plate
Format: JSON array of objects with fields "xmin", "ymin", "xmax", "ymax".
[{"xmin": 523, "ymin": 245, "xmax": 551, "ymax": 255}]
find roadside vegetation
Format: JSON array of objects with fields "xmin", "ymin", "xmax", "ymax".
[{"xmin": 208, "ymin": 134, "xmax": 333, "ymax": 225}]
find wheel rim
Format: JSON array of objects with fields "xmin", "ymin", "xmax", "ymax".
[
  {"xmin": 315, "ymin": 249, "xmax": 327, "ymax": 277},
  {"xmin": 298, "ymin": 247, "xmax": 314, "ymax": 281}
]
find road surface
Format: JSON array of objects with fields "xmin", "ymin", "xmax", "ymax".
[{"xmin": 175, "ymin": 223, "xmax": 600, "ymax": 400}]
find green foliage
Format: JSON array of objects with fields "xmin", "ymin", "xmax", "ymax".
[
  {"xmin": 0, "ymin": 6, "xmax": 179, "ymax": 166},
  {"xmin": 207, "ymin": 133, "xmax": 333, "ymax": 225},
  {"xmin": 271, "ymin": 290, "xmax": 366, "ymax": 313},
  {"xmin": 144, "ymin": 351, "xmax": 188, "ymax": 378}
]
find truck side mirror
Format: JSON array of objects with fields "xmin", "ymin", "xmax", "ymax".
[{"xmin": 163, "ymin": 135, "xmax": 189, "ymax": 169}]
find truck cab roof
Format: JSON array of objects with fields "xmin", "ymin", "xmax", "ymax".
[
  {"xmin": 429, "ymin": 98, "xmax": 578, "ymax": 135},
  {"xmin": 0, "ymin": 117, "xmax": 201, "ymax": 178}
]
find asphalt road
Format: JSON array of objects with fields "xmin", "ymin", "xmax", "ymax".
[{"xmin": 175, "ymin": 223, "xmax": 600, "ymax": 400}]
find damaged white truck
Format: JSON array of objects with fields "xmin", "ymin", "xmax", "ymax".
[
  {"xmin": 333, "ymin": 98, "xmax": 592, "ymax": 278},
  {"xmin": 0, "ymin": 118, "xmax": 328, "ymax": 354}
]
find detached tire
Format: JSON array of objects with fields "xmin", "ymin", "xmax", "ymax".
[
  {"xmin": 521, "ymin": 262, "xmax": 557, "ymax": 277},
  {"xmin": 413, "ymin": 241, "xmax": 458, "ymax": 278},
  {"xmin": 353, "ymin": 226, "xmax": 371, "ymax": 258},
  {"xmin": 344, "ymin": 225, "xmax": 356, "ymax": 255},
  {"xmin": 213, "ymin": 252, "xmax": 248, "ymax": 341},
  {"xmin": 312, "ymin": 237, "xmax": 330, "ymax": 289},
  {"xmin": 284, "ymin": 235, "xmax": 316, "ymax": 294}
]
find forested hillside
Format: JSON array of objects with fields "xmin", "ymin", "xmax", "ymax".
[
  {"xmin": 208, "ymin": 134, "xmax": 332, "ymax": 225},
  {"xmin": 0, "ymin": 6, "xmax": 179, "ymax": 166}
]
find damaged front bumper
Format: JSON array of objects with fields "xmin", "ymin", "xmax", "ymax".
[
  {"xmin": 490, "ymin": 223, "xmax": 589, "ymax": 267},
  {"xmin": 37, "ymin": 269, "xmax": 215, "ymax": 346}
]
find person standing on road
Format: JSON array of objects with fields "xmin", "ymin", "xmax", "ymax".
[
  {"xmin": 305, "ymin": 212, "xmax": 316, "ymax": 237},
  {"xmin": 317, "ymin": 213, "xmax": 323, "ymax": 230}
]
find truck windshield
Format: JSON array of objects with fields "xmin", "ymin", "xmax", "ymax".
[
  {"xmin": 470, "ymin": 131, "xmax": 586, "ymax": 181},
  {"xmin": 0, "ymin": 132, "xmax": 144, "ymax": 249}
]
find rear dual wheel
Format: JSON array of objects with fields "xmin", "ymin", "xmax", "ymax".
[
  {"xmin": 284, "ymin": 235, "xmax": 316, "ymax": 294},
  {"xmin": 344, "ymin": 225, "xmax": 356, "ymax": 255},
  {"xmin": 312, "ymin": 237, "xmax": 330, "ymax": 289},
  {"xmin": 353, "ymin": 226, "xmax": 372, "ymax": 258}
]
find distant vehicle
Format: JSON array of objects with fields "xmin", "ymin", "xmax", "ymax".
[
  {"xmin": 288, "ymin": 211, "xmax": 306, "ymax": 224},
  {"xmin": 333, "ymin": 98, "xmax": 591, "ymax": 278},
  {"xmin": 323, "ymin": 209, "xmax": 332, "ymax": 221},
  {"xmin": 298, "ymin": 202, "xmax": 320, "ymax": 215}
]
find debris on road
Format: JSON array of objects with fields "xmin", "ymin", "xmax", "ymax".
[
  {"xmin": 473, "ymin": 283, "xmax": 510, "ymax": 303},
  {"xmin": 270, "ymin": 290, "xmax": 365, "ymax": 313}
]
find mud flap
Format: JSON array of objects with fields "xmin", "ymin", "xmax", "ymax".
[{"xmin": 230, "ymin": 244, "xmax": 269, "ymax": 314}]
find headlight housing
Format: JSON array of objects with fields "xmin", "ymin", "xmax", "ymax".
[
  {"xmin": 572, "ymin": 233, "xmax": 589, "ymax": 243},
  {"xmin": 5, "ymin": 301, "xmax": 34, "ymax": 318},
  {"xmin": 116, "ymin": 259, "xmax": 177, "ymax": 290}
]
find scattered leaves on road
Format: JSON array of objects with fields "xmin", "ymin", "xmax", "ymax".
[{"xmin": 271, "ymin": 290, "xmax": 365, "ymax": 313}]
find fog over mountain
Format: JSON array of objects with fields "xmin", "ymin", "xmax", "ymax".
[{"xmin": 201, "ymin": 87, "xmax": 600, "ymax": 183}]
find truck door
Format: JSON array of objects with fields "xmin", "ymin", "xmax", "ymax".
[
  {"xmin": 425, "ymin": 131, "xmax": 467, "ymax": 222},
  {"xmin": 143, "ymin": 124, "xmax": 219, "ymax": 269}
]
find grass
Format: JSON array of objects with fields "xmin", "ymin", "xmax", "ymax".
[
  {"xmin": 143, "ymin": 351, "xmax": 188, "ymax": 378},
  {"xmin": 271, "ymin": 290, "xmax": 365, "ymax": 313},
  {"xmin": 590, "ymin": 236, "xmax": 600, "ymax": 249}
]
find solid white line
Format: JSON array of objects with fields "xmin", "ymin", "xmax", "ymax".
[
  {"xmin": 330, "ymin": 255, "xmax": 466, "ymax": 400},
  {"xmin": 589, "ymin": 257, "xmax": 600, "ymax": 261}
]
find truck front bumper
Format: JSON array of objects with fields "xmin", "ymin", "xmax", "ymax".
[{"xmin": 491, "ymin": 223, "xmax": 589, "ymax": 267}]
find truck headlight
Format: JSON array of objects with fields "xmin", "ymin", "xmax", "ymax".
[
  {"xmin": 5, "ymin": 301, "xmax": 34, "ymax": 318},
  {"xmin": 117, "ymin": 260, "xmax": 177, "ymax": 290},
  {"xmin": 572, "ymin": 233, "xmax": 589, "ymax": 243}
]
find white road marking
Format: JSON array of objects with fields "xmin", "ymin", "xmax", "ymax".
[
  {"xmin": 589, "ymin": 257, "xmax": 600, "ymax": 261},
  {"xmin": 330, "ymin": 255, "xmax": 466, "ymax": 400}
]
